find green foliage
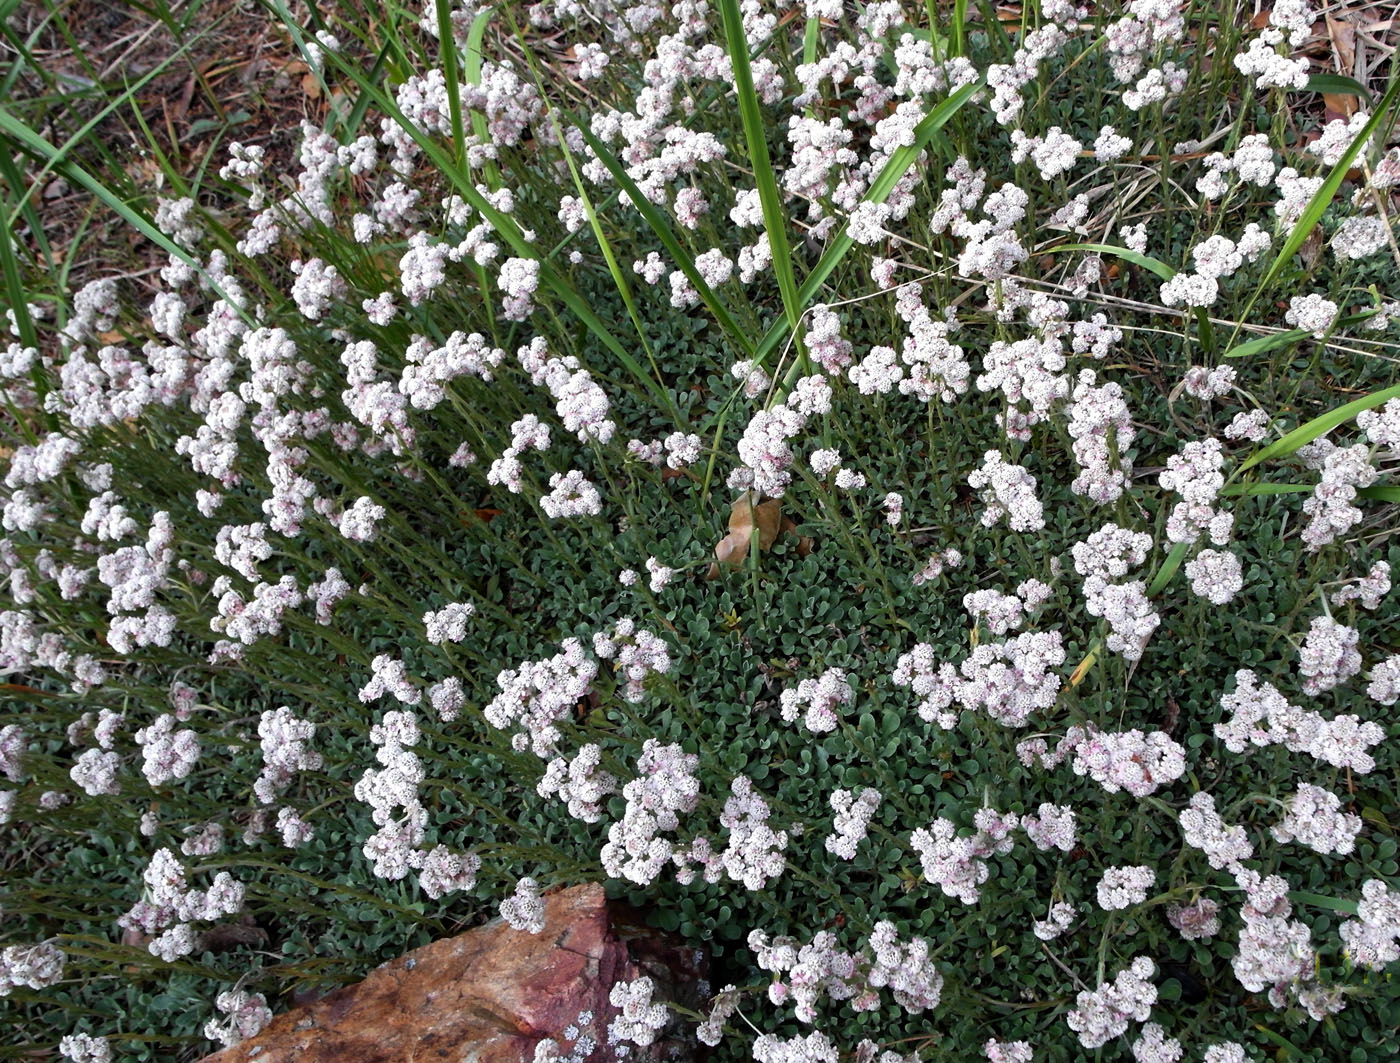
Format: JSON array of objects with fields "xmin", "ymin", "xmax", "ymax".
[{"xmin": 1, "ymin": 1, "xmax": 1399, "ymax": 1061}]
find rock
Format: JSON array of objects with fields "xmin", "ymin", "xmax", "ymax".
[{"xmin": 199, "ymin": 883, "xmax": 706, "ymax": 1063}]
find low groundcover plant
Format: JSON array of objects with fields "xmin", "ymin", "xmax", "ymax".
[{"xmin": 2, "ymin": 0, "xmax": 1400, "ymax": 1060}]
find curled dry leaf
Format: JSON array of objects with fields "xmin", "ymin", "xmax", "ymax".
[{"xmin": 706, "ymin": 491, "xmax": 812, "ymax": 578}]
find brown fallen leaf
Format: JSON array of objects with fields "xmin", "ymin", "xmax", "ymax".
[
  {"xmin": 706, "ymin": 492, "xmax": 810, "ymax": 578},
  {"xmin": 1324, "ymin": 14, "xmax": 1359, "ymax": 117},
  {"xmin": 198, "ymin": 916, "xmax": 269, "ymax": 953}
]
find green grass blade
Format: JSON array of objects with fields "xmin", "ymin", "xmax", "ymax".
[
  {"xmin": 1305, "ymin": 73, "xmax": 1373, "ymax": 107},
  {"xmin": 434, "ymin": 0, "xmax": 469, "ymax": 169},
  {"xmin": 750, "ymin": 80, "xmax": 981, "ymax": 373},
  {"xmin": 1288, "ymin": 891, "xmax": 1360, "ymax": 915},
  {"xmin": 718, "ymin": 0, "xmax": 805, "ymax": 366},
  {"xmin": 462, "ymin": 6, "xmax": 501, "ymax": 189},
  {"xmin": 0, "ymin": 105, "xmax": 244, "ymax": 323},
  {"xmin": 1252, "ymin": 75, "xmax": 1400, "ymax": 301},
  {"xmin": 500, "ymin": 18, "xmax": 662, "ymax": 376},
  {"xmin": 1237, "ymin": 381, "xmax": 1400, "ymax": 473},
  {"xmin": 565, "ymin": 115, "xmax": 755, "ymax": 359},
  {"xmin": 282, "ymin": 14, "xmax": 678, "ymax": 418},
  {"xmin": 1219, "ymin": 483, "xmax": 1310, "ymax": 497},
  {"xmin": 1044, "ymin": 242, "xmax": 1176, "ymax": 282},
  {"xmin": 1146, "ymin": 540, "xmax": 1189, "ymax": 597},
  {"xmin": 1222, "ymin": 328, "xmax": 1308, "ymax": 359},
  {"xmin": 1223, "ymin": 482, "xmax": 1400, "ymax": 502},
  {"xmin": 2, "ymin": 55, "xmax": 180, "ymax": 228}
]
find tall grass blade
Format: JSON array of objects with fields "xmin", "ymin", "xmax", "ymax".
[
  {"xmin": 718, "ymin": 0, "xmax": 805, "ymax": 366},
  {"xmin": 275, "ymin": 13, "xmax": 679, "ymax": 418},
  {"xmin": 752, "ymin": 80, "xmax": 981, "ymax": 373},
  {"xmin": 1248, "ymin": 75, "xmax": 1400, "ymax": 308},
  {"xmin": 434, "ymin": 0, "xmax": 469, "ymax": 169},
  {"xmin": 1237, "ymin": 381, "xmax": 1400, "ymax": 473},
  {"xmin": 0, "ymin": 107, "xmax": 212, "ymax": 288},
  {"xmin": 1222, "ymin": 328, "xmax": 1308, "ymax": 359},
  {"xmin": 463, "ymin": 6, "xmax": 502, "ymax": 189},
  {"xmin": 1045, "ymin": 242, "xmax": 1175, "ymax": 281},
  {"xmin": 566, "ymin": 116, "xmax": 755, "ymax": 359}
]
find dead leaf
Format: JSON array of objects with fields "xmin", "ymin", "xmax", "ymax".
[
  {"xmin": 198, "ymin": 916, "xmax": 269, "ymax": 953},
  {"xmin": 706, "ymin": 493, "xmax": 810, "ymax": 578},
  {"xmin": 1327, "ymin": 15, "xmax": 1357, "ymax": 73},
  {"xmin": 1298, "ymin": 225, "xmax": 1325, "ymax": 270},
  {"xmin": 1325, "ymin": 15, "xmax": 1359, "ymax": 116}
]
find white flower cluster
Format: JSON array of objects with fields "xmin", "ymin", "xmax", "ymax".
[
  {"xmin": 779, "ymin": 667, "xmax": 853, "ymax": 734},
  {"xmin": 909, "ymin": 809, "xmax": 1017, "ymax": 905},
  {"xmin": 1358, "ymin": 397, "xmax": 1400, "ymax": 447},
  {"xmin": 1184, "ymin": 548, "xmax": 1243, "ymax": 605},
  {"xmin": 203, "ymin": 988, "xmax": 273, "ymax": 1048},
  {"xmin": 423, "ymin": 601, "xmax": 475, "ymax": 644},
  {"xmin": 1340, "ymin": 879, "xmax": 1400, "ymax": 970},
  {"xmin": 134, "ymin": 713, "xmax": 201, "ymax": 788},
  {"xmin": 1301, "ymin": 443, "xmax": 1376, "ymax": 551},
  {"xmin": 962, "ymin": 585, "xmax": 1044, "ymax": 635},
  {"xmin": 1331, "ymin": 560, "xmax": 1391, "ymax": 610},
  {"xmin": 337, "ymin": 495, "xmax": 386, "ymax": 542},
  {"xmin": 117, "ymin": 848, "xmax": 246, "ymax": 962},
  {"xmin": 735, "ymin": 373, "xmax": 831, "ymax": 496},
  {"xmin": 911, "ymin": 547, "xmax": 962, "ymax": 586},
  {"xmin": 1272, "ymin": 781, "xmax": 1362, "ymax": 855},
  {"xmin": 1297, "ymin": 615, "xmax": 1362, "ymax": 694},
  {"xmin": 517, "ymin": 337, "xmax": 616, "ymax": 444},
  {"xmin": 601, "ymin": 740, "xmax": 700, "ymax": 886},
  {"xmin": 538, "ymin": 743, "xmax": 617, "ymax": 823},
  {"xmin": 716, "ymin": 776, "xmax": 789, "ymax": 891},
  {"xmin": 1370, "ymin": 654, "xmax": 1400, "ymax": 705},
  {"xmin": 1061, "ymin": 725, "xmax": 1186, "ymax": 797},
  {"xmin": 1167, "ymin": 897, "xmax": 1221, "ymax": 940},
  {"xmin": 0, "ymin": 941, "xmax": 65, "ymax": 996},
  {"xmin": 1159, "ymin": 438, "xmax": 1232, "ymax": 545},
  {"xmin": 1179, "ymin": 791, "xmax": 1254, "ymax": 871},
  {"xmin": 893, "ymin": 632, "xmax": 1064, "ymax": 730},
  {"xmin": 254, "ymin": 705, "xmax": 322, "ymax": 805},
  {"xmin": 359, "ymin": 652, "xmax": 421, "ymax": 706},
  {"xmin": 1032, "ymin": 900, "xmax": 1078, "ymax": 940},
  {"xmin": 355, "ymin": 710, "xmax": 481, "ymax": 897},
  {"xmin": 485, "ymin": 637, "xmax": 598, "ymax": 757},
  {"xmin": 541, "ymin": 469, "xmax": 602, "ymax": 519},
  {"xmin": 1065, "ymin": 956, "xmax": 1157, "ymax": 1049},
  {"xmin": 497, "ymin": 257, "xmax": 541, "ymax": 321},
  {"xmin": 1067, "ymin": 370, "xmax": 1135, "ymax": 503},
  {"xmin": 1131, "ymin": 1023, "xmax": 1183, "ymax": 1063},
  {"xmin": 968, "ymin": 451, "xmax": 1045, "ymax": 531},
  {"xmin": 825, "ymin": 787, "xmax": 882, "ymax": 860},
  {"xmin": 57, "ymin": 1033, "xmax": 111, "ymax": 1063},
  {"xmin": 593, "ymin": 619, "xmax": 672, "ymax": 703},
  {"xmin": 1097, "ymin": 865, "xmax": 1155, "ymax": 910},
  {"xmin": 984, "ymin": 1039, "xmax": 1033, "ymax": 1063},
  {"xmin": 606, "ymin": 976, "xmax": 670, "ymax": 1048},
  {"xmin": 1230, "ymin": 870, "xmax": 1329, "ymax": 1015},
  {"xmin": 1284, "ymin": 293, "xmax": 1338, "ymax": 339},
  {"xmin": 1215, "ymin": 668, "xmax": 1385, "ymax": 773},
  {"xmin": 750, "ymin": 920, "xmax": 942, "ymax": 1026},
  {"xmin": 500, "ymin": 876, "xmax": 546, "ymax": 934},
  {"xmin": 400, "ymin": 330, "xmax": 505, "ymax": 411},
  {"xmin": 958, "ymin": 631, "xmax": 1066, "ymax": 726},
  {"xmin": 894, "ymin": 283, "xmax": 970, "ymax": 404},
  {"xmin": 1182, "ymin": 363, "xmax": 1236, "ymax": 400},
  {"xmin": 488, "ymin": 413, "xmax": 552, "ymax": 494},
  {"xmin": 1021, "ymin": 802, "xmax": 1078, "ymax": 852}
]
